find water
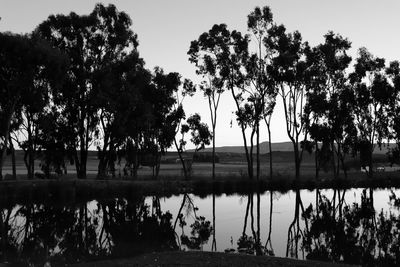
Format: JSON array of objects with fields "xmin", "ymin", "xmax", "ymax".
[{"xmin": 0, "ymin": 188, "xmax": 399, "ymax": 266}]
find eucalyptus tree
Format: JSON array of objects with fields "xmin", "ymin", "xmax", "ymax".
[
  {"xmin": 0, "ymin": 32, "xmax": 65, "ymax": 179},
  {"xmin": 348, "ymin": 48, "xmax": 394, "ymax": 176},
  {"xmin": 13, "ymin": 35, "xmax": 67, "ymax": 179},
  {"xmin": 0, "ymin": 33, "xmax": 32, "ymax": 179},
  {"xmin": 304, "ymin": 32, "xmax": 354, "ymax": 179},
  {"xmin": 190, "ymin": 23, "xmax": 258, "ymax": 178},
  {"xmin": 116, "ymin": 68, "xmax": 191, "ymax": 179},
  {"xmin": 93, "ymin": 52, "xmax": 147, "ymax": 178},
  {"xmin": 175, "ymin": 113, "xmax": 212, "ymax": 179},
  {"xmin": 386, "ymin": 61, "xmax": 400, "ymax": 162},
  {"xmin": 267, "ymin": 25, "xmax": 310, "ymax": 180},
  {"xmin": 246, "ymin": 6, "xmax": 278, "ymax": 179},
  {"xmin": 188, "ymin": 24, "xmax": 230, "ymax": 180},
  {"xmin": 36, "ymin": 3, "xmax": 138, "ymax": 179},
  {"xmin": 161, "ymin": 74, "xmax": 196, "ymax": 179},
  {"xmin": 146, "ymin": 68, "xmax": 193, "ymax": 178}
]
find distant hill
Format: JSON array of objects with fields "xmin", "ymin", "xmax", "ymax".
[
  {"xmin": 194, "ymin": 141, "xmax": 294, "ymax": 154},
  {"xmin": 193, "ymin": 141, "xmax": 397, "ymax": 155}
]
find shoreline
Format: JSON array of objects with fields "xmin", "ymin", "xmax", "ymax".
[
  {"xmin": 72, "ymin": 251, "xmax": 358, "ymax": 267},
  {"xmin": 0, "ymin": 172, "xmax": 399, "ymax": 205}
]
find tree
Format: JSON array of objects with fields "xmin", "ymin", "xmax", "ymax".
[
  {"xmin": 93, "ymin": 52, "xmax": 146, "ymax": 178},
  {"xmin": 386, "ymin": 61, "xmax": 400, "ymax": 165},
  {"xmin": 304, "ymin": 32, "xmax": 354, "ymax": 179},
  {"xmin": 149, "ymin": 69, "xmax": 191, "ymax": 178},
  {"xmin": 0, "ymin": 32, "xmax": 65, "ymax": 180},
  {"xmin": 246, "ymin": 6, "xmax": 277, "ymax": 179},
  {"xmin": 12, "ymin": 35, "xmax": 67, "ymax": 179},
  {"xmin": 176, "ymin": 113, "xmax": 212, "ymax": 179},
  {"xmin": 267, "ymin": 25, "xmax": 310, "ymax": 180},
  {"xmin": 116, "ymin": 68, "xmax": 193, "ymax": 179},
  {"xmin": 36, "ymin": 3, "xmax": 138, "ymax": 179},
  {"xmin": 0, "ymin": 33, "xmax": 32, "ymax": 179},
  {"xmin": 348, "ymin": 48, "xmax": 394, "ymax": 177},
  {"xmin": 188, "ymin": 24, "xmax": 230, "ymax": 180}
]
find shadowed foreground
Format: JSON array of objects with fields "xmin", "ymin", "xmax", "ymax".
[{"xmin": 73, "ymin": 251, "xmax": 358, "ymax": 267}]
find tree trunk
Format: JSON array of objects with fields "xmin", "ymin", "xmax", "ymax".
[
  {"xmin": 331, "ymin": 141, "xmax": 337, "ymax": 179},
  {"xmin": 79, "ymin": 149, "xmax": 87, "ymax": 179},
  {"xmin": 109, "ymin": 143, "xmax": 116, "ymax": 178},
  {"xmin": 28, "ymin": 149, "xmax": 35, "ymax": 179},
  {"xmin": 256, "ymin": 123, "xmax": 260, "ymax": 180},
  {"xmin": 97, "ymin": 141, "xmax": 109, "ymax": 179},
  {"xmin": 315, "ymin": 141, "xmax": 319, "ymax": 180},
  {"xmin": 9, "ymin": 136, "xmax": 16, "ymax": 180},
  {"xmin": 242, "ymin": 194, "xmax": 251, "ymax": 236},
  {"xmin": 265, "ymin": 190, "xmax": 273, "ymax": 252},
  {"xmin": 230, "ymin": 87, "xmax": 253, "ymax": 179},
  {"xmin": 248, "ymin": 127, "xmax": 256, "ymax": 180},
  {"xmin": 368, "ymin": 144, "xmax": 374, "ymax": 178},
  {"xmin": 212, "ymin": 124, "xmax": 216, "ymax": 180},
  {"xmin": 294, "ymin": 145, "xmax": 301, "ymax": 180},
  {"xmin": 267, "ymin": 122, "xmax": 273, "ymax": 180},
  {"xmin": 339, "ymin": 152, "xmax": 348, "ymax": 179},
  {"xmin": 155, "ymin": 152, "xmax": 161, "ymax": 179},
  {"xmin": 0, "ymin": 107, "xmax": 15, "ymax": 180},
  {"xmin": 256, "ymin": 191, "xmax": 261, "ymax": 255},
  {"xmin": 211, "ymin": 193, "xmax": 216, "ymax": 251},
  {"xmin": 174, "ymin": 139, "xmax": 188, "ymax": 179}
]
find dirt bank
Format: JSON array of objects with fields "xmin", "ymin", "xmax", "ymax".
[{"xmin": 73, "ymin": 251, "xmax": 358, "ymax": 267}]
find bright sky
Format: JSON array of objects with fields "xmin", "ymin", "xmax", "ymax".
[{"xmin": 1, "ymin": 0, "xmax": 400, "ymax": 147}]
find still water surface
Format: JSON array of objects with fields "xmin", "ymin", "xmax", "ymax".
[{"xmin": 1, "ymin": 188, "xmax": 399, "ymax": 266}]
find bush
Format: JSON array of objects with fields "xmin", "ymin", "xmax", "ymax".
[{"xmin": 193, "ymin": 152, "xmax": 219, "ymax": 163}]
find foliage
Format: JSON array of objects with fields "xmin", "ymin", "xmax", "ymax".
[{"xmin": 180, "ymin": 216, "xmax": 212, "ymax": 250}]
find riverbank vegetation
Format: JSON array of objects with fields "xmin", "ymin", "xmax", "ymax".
[{"xmin": 1, "ymin": 4, "xmax": 400, "ymax": 183}]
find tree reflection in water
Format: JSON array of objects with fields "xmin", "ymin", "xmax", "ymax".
[
  {"xmin": 2, "ymin": 189, "xmax": 400, "ymax": 265},
  {"xmin": 174, "ymin": 193, "xmax": 213, "ymax": 250},
  {"xmin": 303, "ymin": 189, "xmax": 400, "ymax": 266},
  {"xmin": 0, "ymin": 197, "xmax": 178, "ymax": 266},
  {"xmin": 237, "ymin": 191, "xmax": 274, "ymax": 256},
  {"xmin": 286, "ymin": 189, "xmax": 308, "ymax": 259}
]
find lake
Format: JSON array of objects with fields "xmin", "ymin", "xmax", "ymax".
[{"xmin": 1, "ymin": 187, "xmax": 399, "ymax": 266}]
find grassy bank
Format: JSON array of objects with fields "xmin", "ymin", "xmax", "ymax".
[{"xmin": 1, "ymin": 171, "xmax": 400, "ymax": 206}]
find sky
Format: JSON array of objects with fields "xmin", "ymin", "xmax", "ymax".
[{"xmin": 1, "ymin": 0, "xmax": 400, "ymax": 148}]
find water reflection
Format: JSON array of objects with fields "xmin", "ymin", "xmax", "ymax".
[
  {"xmin": 0, "ymin": 197, "xmax": 178, "ymax": 266},
  {"xmin": 174, "ymin": 193, "xmax": 213, "ymax": 250},
  {"xmin": 0, "ymin": 188, "xmax": 400, "ymax": 266},
  {"xmin": 303, "ymin": 189, "xmax": 400, "ymax": 266}
]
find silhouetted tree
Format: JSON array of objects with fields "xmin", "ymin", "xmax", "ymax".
[
  {"xmin": 176, "ymin": 113, "xmax": 212, "ymax": 179},
  {"xmin": 386, "ymin": 61, "xmax": 400, "ymax": 164},
  {"xmin": 13, "ymin": 35, "xmax": 67, "ymax": 179},
  {"xmin": 93, "ymin": 52, "xmax": 146, "ymax": 178},
  {"xmin": 0, "ymin": 32, "xmax": 65, "ymax": 180},
  {"xmin": 188, "ymin": 25, "xmax": 229, "ymax": 180},
  {"xmin": 246, "ymin": 6, "xmax": 277, "ymax": 180},
  {"xmin": 304, "ymin": 32, "xmax": 354, "ymax": 179},
  {"xmin": 268, "ymin": 25, "xmax": 310, "ymax": 180},
  {"xmin": 348, "ymin": 48, "xmax": 394, "ymax": 177},
  {"xmin": 36, "ymin": 3, "xmax": 139, "ymax": 179}
]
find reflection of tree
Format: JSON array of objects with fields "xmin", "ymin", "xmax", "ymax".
[
  {"xmin": 265, "ymin": 190, "xmax": 274, "ymax": 256},
  {"xmin": 173, "ymin": 193, "xmax": 212, "ymax": 251},
  {"xmin": 238, "ymin": 193, "xmax": 262, "ymax": 255},
  {"xmin": 303, "ymin": 189, "xmax": 400, "ymax": 265},
  {"xmin": 174, "ymin": 193, "xmax": 198, "ymax": 231},
  {"xmin": 99, "ymin": 197, "xmax": 178, "ymax": 257},
  {"xmin": 180, "ymin": 216, "xmax": 212, "ymax": 250},
  {"xmin": 286, "ymin": 190, "xmax": 308, "ymax": 259},
  {"xmin": 0, "ymin": 197, "xmax": 178, "ymax": 265},
  {"xmin": 212, "ymin": 193, "xmax": 216, "ymax": 251},
  {"xmin": 0, "ymin": 206, "xmax": 17, "ymax": 263}
]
